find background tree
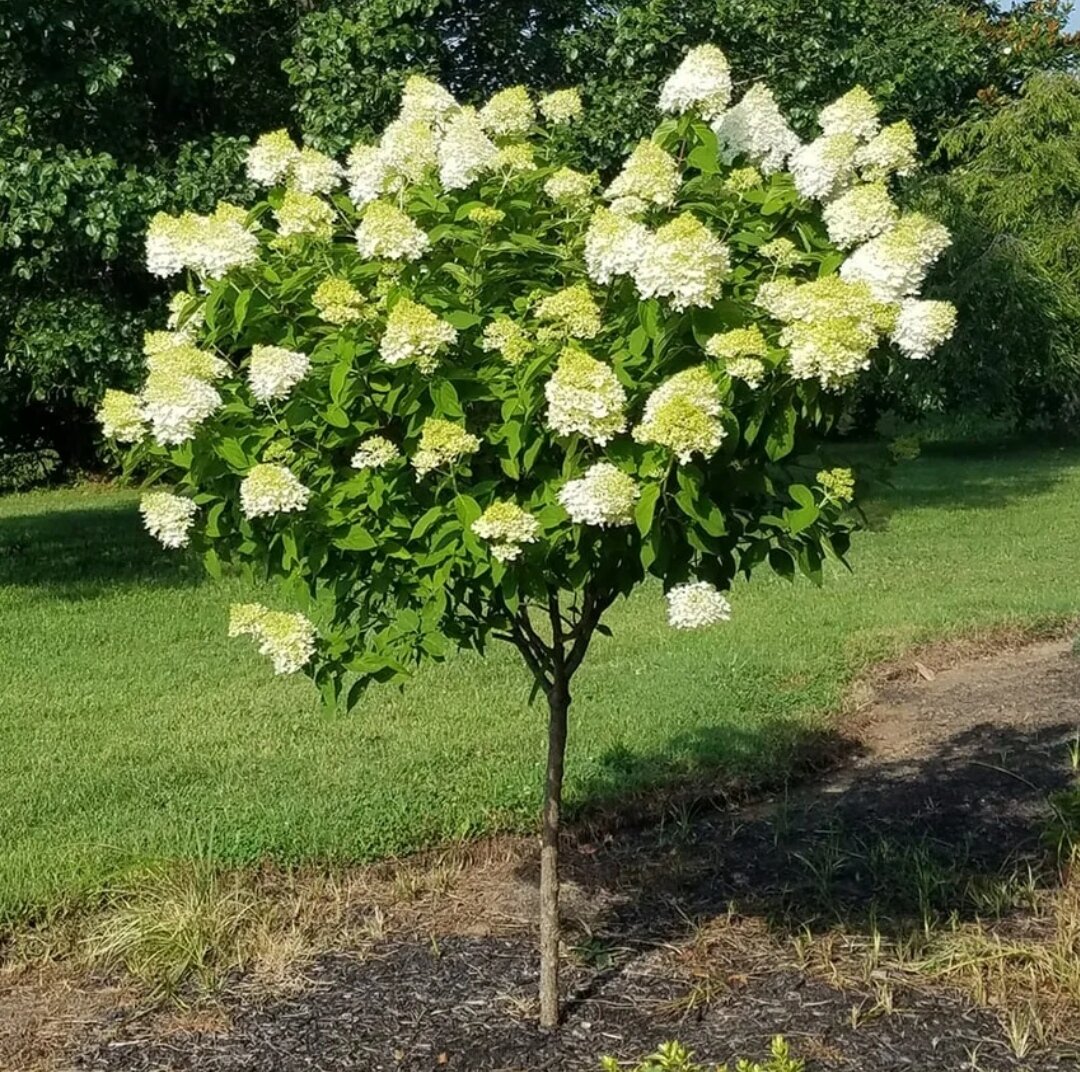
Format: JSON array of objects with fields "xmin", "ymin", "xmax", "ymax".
[
  {"xmin": 560, "ymin": 0, "xmax": 1078, "ymax": 170},
  {"xmin": 865, "ymin": 71, "xmax": 1080, "ymax": 430},
  {"xmin": 103, "ymin": 47, "xmax": 953, "ymax": 1024}
]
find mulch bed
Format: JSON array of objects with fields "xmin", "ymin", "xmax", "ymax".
[{"xmin": 31, "ymin": 639, "xmax": 1080, "ymax": 1070}]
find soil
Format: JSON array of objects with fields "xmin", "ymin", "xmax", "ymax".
[{"xmin": 6, "ymin": 634, "xmax": 1080, "ymax": 1072}]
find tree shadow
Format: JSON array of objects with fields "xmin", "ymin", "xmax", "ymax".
[
  {"xmin": 860, "ymin": 443, "xmax": 1080, "ymax": 532},
  {"xmin": 548, "ymin": 711, "xmax": 1079, "ymax": 1017},
  {"xmin": 0, "ymin": 502, "xmax": 203, "ymax": 601}
]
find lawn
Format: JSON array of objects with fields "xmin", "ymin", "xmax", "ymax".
[{"xmin": 2, "ymin": 444, "xmax": 1080, "ymax": 926}]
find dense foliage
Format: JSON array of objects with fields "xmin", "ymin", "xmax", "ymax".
[
  {"xmin": 2, "ymin": 0, "xmax": 1074, "ymax": 481},
  {"xmin": 0, "ymin": 0, "xmax": 280, "ymax": 466}
]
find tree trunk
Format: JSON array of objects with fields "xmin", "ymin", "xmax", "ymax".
[{"xmin": 539, "ymin": 675, "xmax": 569, "ymax": 1029}]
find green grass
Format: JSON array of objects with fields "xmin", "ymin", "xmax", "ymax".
[{"xmin": 2, "ymin": 445, "xmax": 1080, "ymax": 926}]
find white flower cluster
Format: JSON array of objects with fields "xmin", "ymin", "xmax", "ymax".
[
  {"xmin": 471, "ymin": 500, "xmax": 542, "ymax": 562},
  {"xmin": 480, "ymin": 317, "xmax": 532, "ymax": 366},
  {"xmin": 714, "ymin": 84, "xmax": 801, "ymax": 174},
  {"xmin": 726, "ymin": 357, "xmax": 766, "ymax": 388},
  {"xmin": 247, "ymin": 130, "xmax": 342, "ymax": 194},
  {"xmin": 789, "ymin": 133, "xmax": 860, "ymax": 202},
  {"xmin": 605, "ymin": 140, "xmax": 680, "ymax": 208},
  {"xmin": 855, "ymin": 121, "xmax": 919, "ymax": 182},
  {"xmin": 346, "ymin": 144, "xmax": 390, "ymax": 207},
  {"xmin": 544, "ymin": 346, "xmax": 627, "ymax": 445},
  {"xmin": 659, "ymin": 44, "xmax": 732, "ymax": 121},
  {"xmin": 140, "ymin": 365, "xmax": 223, "ymax": 445},
  {"xmin": 538, "ymin": 88, "xmax": 583, "ymax": 124},
  {"xmin": 239, "ymin": 464, "xmax": 311, "ymax": 519},
  {"xmin": 558, "ymin": 462, "xmax": 639, "ymax": 528},
  {"xmin": 633, "ymin": 213, "xmax": 730, "ymax": 311},
  {"xmin": 379, "ymin": 117, "xmax": 439, "ymax": 191},
  {"xmin": 139, "ymin": 491, "xmax": 197, "ymax": 549},
  {"xmin": 146, "ymin": 204, "xmax": 258, "ymax": 278},
  {"xmin": 355, "ymin": 201, "xmax": 429, "ymax": 261},
  {"xmin": 98, "ymin": 390, "xmax": 146, "ymax": 442},
  {"xmin": 756, "ymin": 275, "xmax": 892, "ymax": 389},
  {"xmin": 706, "ymin": 324, "xmax": 768, "ymax": 361},
  {"xmin": 819, "ymin": 86, "xmax": 880, "ymax": 141},
  {"xmin": 536, "ymin": 284, "xmax": 602, "ymax": 340},
  {"xmin": 312, "ymin": 277, "xmax": 365, "ymax": 324},
  {"xmin": 633, "ymin": 366, "xmax": 725, "ymax": 463},
  {"xmin": 400, "ymin": 74, "xmax": 461, "ymax": 131},
  {"xmin": 380, "ymin": 298, "xmax": 458, "ymax": 374},
  {"xmin": 479, "ymin": 86, "xmax": 535, "ymax": 136},
  {"xmin": 890, "ymin": 299, "xmax": 958, "ymax": 360},
  {"xmin": 584, "ymin": 207, "xmax": 648, "ymax": 285},
  {"xmin": 840, "ymin": 212, "xmax": 952, "ymax": 302},
  {"xmin": 143, "ymin": 333, "xmax": 229, "ymax": 381},
  {"xmin": 248, "ymin": 345, "xmax": 310, "ymax": 403},
  {"xmin": 289, "ymin": 147, "xmax": 343, "ymax": 195},
  {"xmin": 666, "ymin": 582, "xmax": 731, "ymax": 629},
  {"xmin": 246, "ymin": 130, "xmax": 298, "ymax": 186},
  {"xmin": 821, "ymin": 182, "xmax": 898, "ymax": 249},
  {"xmin": 544, "ymin": 167, "xmax": 596, "ymax": 205},
  {"xmin": 274, "ymin": 190, "xmax": 335, "ymax": 240},
  {"xmin": 411, "ymin": 418, "xmax": 480, "ymax": 477},
  {"xmin": 351, "ymin": 435, "xmax": 400, "ymax": 471},
  {"xmin": 439, "ymin": 107, "xmax": 499, "ymax": 190},
  {"xmin": 229, "ymin": 603, "xmax": 317, "ymax": 675}
]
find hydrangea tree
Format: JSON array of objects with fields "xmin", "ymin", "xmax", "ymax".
[{"xmin": 100, "ymin": 44, "xmax": 955, "ymax": 1027}]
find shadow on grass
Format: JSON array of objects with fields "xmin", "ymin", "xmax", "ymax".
[
  {"xmin": 0, "ymin": 503, "xmax": 202, "ymax": 600},
  {"xmin": 553, "ymin": 713, "xmax": 1077, "ymax": 999},
  {"xmin": 862, "ymin": 443, "xmax": 1080, "ymax": 528}
]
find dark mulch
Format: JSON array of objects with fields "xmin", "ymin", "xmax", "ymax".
[
  {"xmin": 56, "ymin": 640, "xmax": 1080, "ymax": 1070},
  {"xmin": 76, "ymin": 939, "xmax": 1039, "ymax": 1072}
]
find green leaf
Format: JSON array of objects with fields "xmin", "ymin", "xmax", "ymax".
[
  {"xmin": 768, "ymin": 546, "xmax": 795, "ymax": 581},
  {"xmin": 628, "ymin": 326, "xmax": 649, "ymax": 357},
  {"xmin": 334, "ymin": 525, "xmax": 376, "ymax": 551},
  {"xmin": 203, "ymin": 547, "xmax": 222, "ymax": 580},
  {"xmin": 233, "ymin": 288, "xmax": 252, "ymax": 331},
  {"xmin": 217, "ymin": 438, "xmax": 250, "ymax": 471},
  {"xmin": 784, "ymin": 484, "xmax": 819, "ymax": 535},
  {"xmin": 634, "ymin": 482, "xmax": 661, "ymax": 536},
  {"xmin": 324, "ymin": 404, "xmax": 350, "ymax": 428},
  {"xmin": 444, "ymin": 309, "xmax": 480, "ymax": 330},
  {"xmin": 765, "ymin": 406, "xmax": 796, "ymax": 461},
  {"xmin": 687, "ymin": 144, "xmax": 718, "ymax": 174},
  {"xmin": 454, "ymin": 494, "xmax": 482, "ymax": 527},
  {"xmin": 204, "ymin": 502, "xmax": 226, "ymax": 538},
  {"xmin": 430, "ymin": 379, "xmax": 463, "ymax": 418},
  {"xmin": 639, "ymin": 299, "xmax": 661, "ymax": 339},
  {"xmin": 329, "ymin": 361, "xmax": 350, "ymax": 405},
  {"xmin": 410, "ymin": 505, "xmax": 444, "ymax": 539}
]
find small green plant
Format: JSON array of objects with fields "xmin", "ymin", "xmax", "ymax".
[{"xmin": 601, "ymin": 1037, "xmax": 803, "ymax": 1072}]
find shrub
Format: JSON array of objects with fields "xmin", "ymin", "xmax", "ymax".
[{"xmin": 102, "ymin": 44, "xmax": 951, "ymax": 1023}]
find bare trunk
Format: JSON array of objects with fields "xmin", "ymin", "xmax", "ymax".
[{"xmin": 539, "ymin": 676, "xmax": 569, "ymax": 1029}]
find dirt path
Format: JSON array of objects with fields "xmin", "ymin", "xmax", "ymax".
[{"xmin": 8, "ymin": 636, "xmax": 1080, "ymax": 1071}]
